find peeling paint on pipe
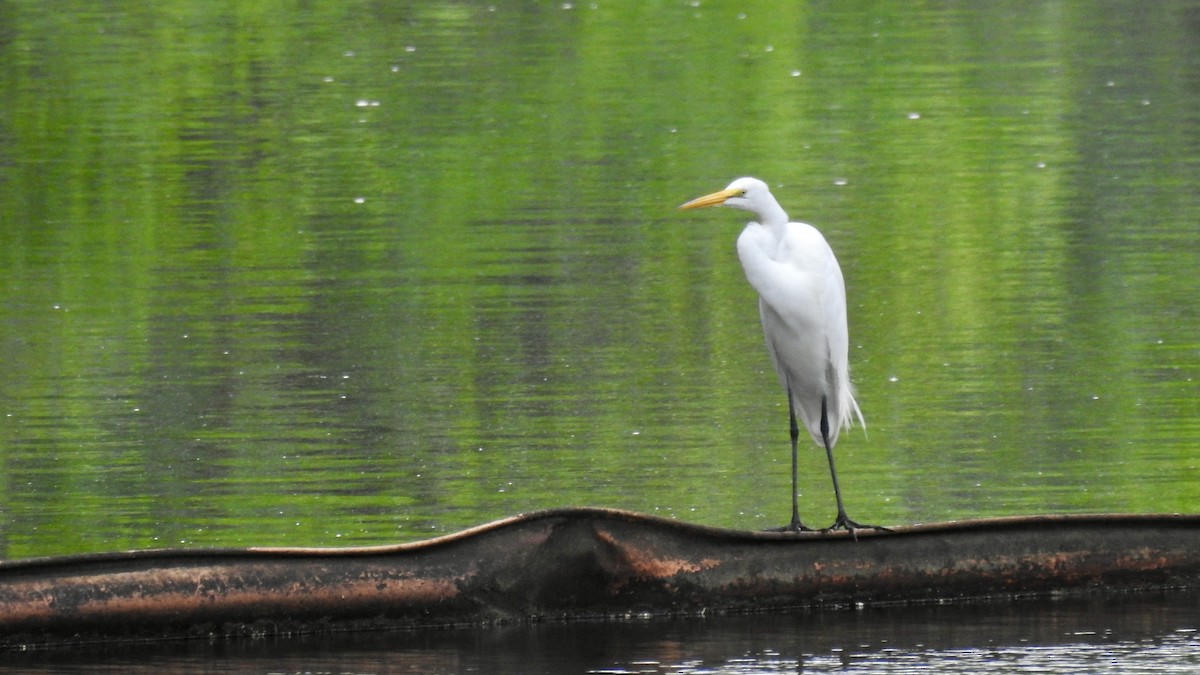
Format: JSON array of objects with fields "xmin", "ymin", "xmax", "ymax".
[{"xmin": 1, "ymin": 509, "xmax": 1198, "ymax": 647}]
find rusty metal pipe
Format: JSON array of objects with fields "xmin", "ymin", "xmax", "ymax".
[{"xmin": 1, "ymin": 509, "xmax": 1198, "ymax": 647}]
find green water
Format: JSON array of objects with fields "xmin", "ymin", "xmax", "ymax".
[{"xmin": 1, "ymin": 2, "xmax": 1197, "ymax": 564}]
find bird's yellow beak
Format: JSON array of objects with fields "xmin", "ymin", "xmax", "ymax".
[{"xmin": 678, "ymin": 187, "xmax": 741, "ymax": 210}]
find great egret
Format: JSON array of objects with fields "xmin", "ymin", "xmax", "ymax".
[{"xmin": 679, "ymin": 177, "xmax": 878, "ymax": 533}]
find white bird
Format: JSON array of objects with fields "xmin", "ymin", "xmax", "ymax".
[{"xmin": 679, "ymin": 177, "xmax": 879, "ymax": 533}]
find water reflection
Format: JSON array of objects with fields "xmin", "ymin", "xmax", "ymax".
[
  {"xmin": 2, "ymin": 591, "xmax": 1197, "ymax": 673},
  {"xmin": 1, "ymin": 0, "xmax": 1198, "ymax": 557}
]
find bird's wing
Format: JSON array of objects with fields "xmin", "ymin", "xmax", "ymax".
[
  {"xmin": 776, "ymin": 223, "xmax": 864, "ymax": 437},
  {"xmin": 739, "ymin": 222, "xmax": 840, "ymax": 444}
]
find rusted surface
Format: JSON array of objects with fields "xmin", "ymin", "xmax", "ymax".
[{"xmin": 1, "ymin": 509, "xmax": 1198, "ymax": 647}]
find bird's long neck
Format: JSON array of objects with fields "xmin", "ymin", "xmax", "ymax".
[{"xmin": 755, "ymin": 199, "xmax": 789, "ymax": 241}]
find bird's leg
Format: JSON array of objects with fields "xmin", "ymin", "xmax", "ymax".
[
  {"xmin": 773, "ymin": 384, "xmax": 813, "ymax": 533},
  {"xmin": 821, "ymin": 398, "xmax": 851, "ymax": 527},
  {"xmin": 788, "ymin": 390, "xmax": 804, "ymax": 530},
  {"xmin": 820, "ymin": 396, "xmax": 890, "ymax": 536}
]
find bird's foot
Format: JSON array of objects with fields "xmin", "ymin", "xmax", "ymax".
[
  {"xmin": 766, "ymin": 518, "xmax": 817, "ymax": 533},
  {"xmin": 822, "ymin": 513, "xmax": 892, "ymax": 539}
]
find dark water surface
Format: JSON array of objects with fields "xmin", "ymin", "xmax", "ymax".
[
  {"xmin": 1, "ymin": 0, "xmax": 1198, "ymax": 671},
  {"xmin": 3, "ymin": 591, "xmax": 1198, "ymax": 673}
]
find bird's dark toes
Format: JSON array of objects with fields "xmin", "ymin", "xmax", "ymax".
[{"xmin": 824, "ymin": 515, "xmax": 892, "ymax": 535}]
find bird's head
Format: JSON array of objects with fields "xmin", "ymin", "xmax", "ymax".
[{"xmin": 678, "ymin": 177, "xmax": 784, "ymax": 223}]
